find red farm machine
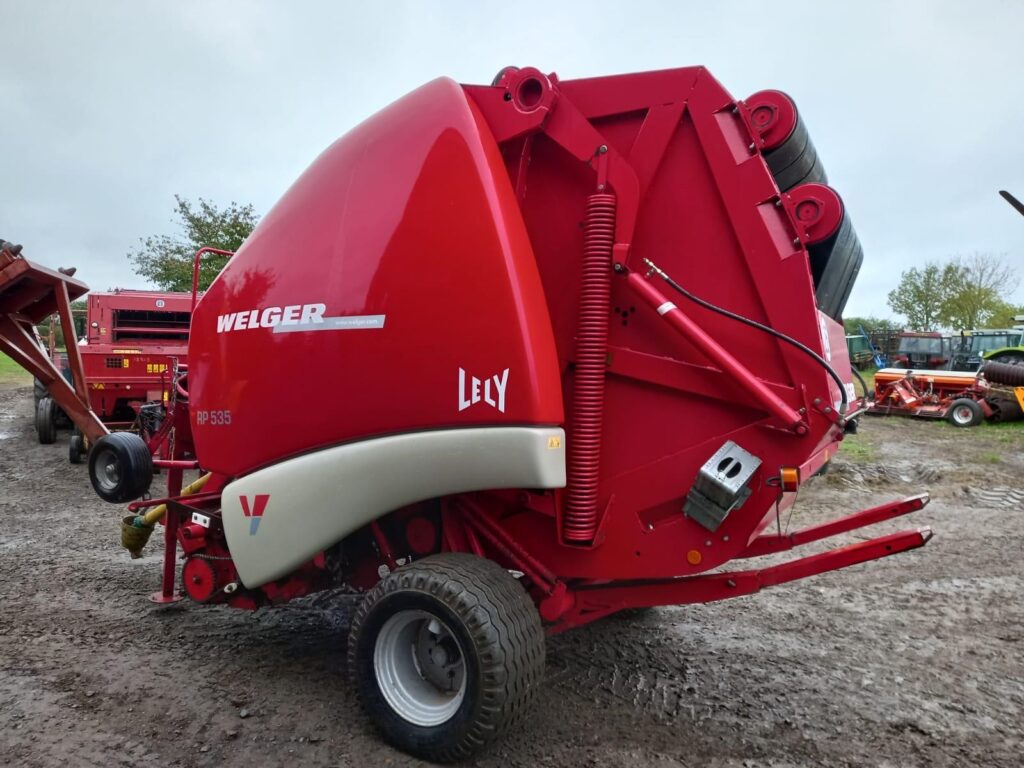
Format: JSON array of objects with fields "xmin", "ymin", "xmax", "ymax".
[
  {"xmin": 866, "ymin": 365, "xmax": 1024, "ymax": 426},
  {"xmin": 34, "ymin": 287, "xmax": 194, "ymax": 462},
  {"xmin": 0, "ymin": 67, "xmax": 934, "ymax": 762}
]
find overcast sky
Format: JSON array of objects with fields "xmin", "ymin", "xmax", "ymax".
[{"xmin": 2, "ymin": 1, "xmax": 1022, "ymax": 319}]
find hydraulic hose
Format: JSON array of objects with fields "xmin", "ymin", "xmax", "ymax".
[{"xmin": 642, "ymin": 258, "xmax": 849, "ymax": 414}]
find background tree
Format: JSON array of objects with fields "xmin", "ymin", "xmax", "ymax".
[
  {"xmin": 987, "ymin": 300, "xmax": 1024, "ymax": 328},
  {"xmin": 128, "ymin": 196, "xmax": 259, "ymax": 291},
  {"xmin": 886, "ymin": 262, "xmax": 960, "ymax": 331},
  {"xmin": 843, "ymin": 315, "xmax": 900, "ymax": 335},
  {"xmin": 35, "ymin": 298, "xmax": 88, "ymax": 348},
  {"xmin": 939, "ymin": 252, "xmax": 1020, "ymax": 330}
]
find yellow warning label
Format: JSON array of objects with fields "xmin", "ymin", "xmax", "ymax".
[{"xmin": 547, "ymin": 436, "xmax": 562, "ymax": 449}]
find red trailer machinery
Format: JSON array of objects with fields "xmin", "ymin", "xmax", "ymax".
[
  {"xmin": 0, "ymin": 66, "xmax": 934, "ymax": 762},
  {"xmin": 866, "ymin": 365, "xmax": 1024, "ymax": 425},
  {"xmin": 34, "ymin": 288, "xmax": 192, "ymax": 461}
]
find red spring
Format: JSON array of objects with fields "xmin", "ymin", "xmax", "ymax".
[{"xmin": 563, "ymin": 193, "xmax": 616, "ymax": 543}]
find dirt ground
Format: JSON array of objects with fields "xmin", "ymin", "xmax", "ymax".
[{"xmin": 1, "ymin": 382, "xmax": 1022, "ymax": 768}]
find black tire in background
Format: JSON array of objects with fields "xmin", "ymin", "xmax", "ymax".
[
  {"xmin": 88, "ymin": 432, "xmax": 153, "ymax": 503},
  {"xmin": 349, "ymin": 553, "xmax": 545, "ymax": 763},
  {"xmin": 946, "ymin": 398, "xmax": 984, "ymax": 428},
  {"xmin": 68, "ymin": 431, "xmax": 86, "ymax": 464},
  {"xmin": 985, "ymin": 351, "xmax": 1024, "ymax": 368},
  {"xmin": 35, "ymin": 397, "xmax": 57, "ymax": 444},
  {"xmin": 33, "ymin": 377, "xmax": 47, "ymax": 405}
]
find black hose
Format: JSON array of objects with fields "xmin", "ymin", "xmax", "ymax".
[
  {"xmin": 642, "ymin": 259, "xmax": 849, "ymax": 413},
  {"xmin": 850, "ymin": 366, "xmax": 869, "ymax": 399}
]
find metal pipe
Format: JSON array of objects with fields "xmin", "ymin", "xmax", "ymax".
[{"xmin": 626, "ymin": 271, "xmax": 806, "ymax": 432}]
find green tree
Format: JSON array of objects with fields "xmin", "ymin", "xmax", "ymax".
[
  {"xmin": 939, "ymin": 252, "xmax": 1020, "ymax": 330},
  {"xmin": 986, "ymin": 300, "xmax": 1024, "ymax": 328},
  {"xmin": 36, "ymin": 299, "xmax": 88, "ymax": 348},
  {"xmin": 886, "ymin": 262, "xmax": 961, "ymax": 331},
  {"xmin": 843, "ymin": 316, "xmax": 899, "ymax": 335},
  {"xmin": 128, "ymin": 196, "xmax": 259, "ymax": 291}
]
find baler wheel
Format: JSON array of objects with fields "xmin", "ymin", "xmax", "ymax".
[
  {"xmin": 348, "ymin": 553, "xmax": 544, "ymax": 763},
  {"xmin": 35, "ymin": 396, "xmax": 57, "ymax": 444},
  {"xmin": 946, "ymin": 398, "xmax": 983, "ymax": 428},
  {"xmin": 88, "ymin": 432, "xmax": 154, "ymax": 503}
]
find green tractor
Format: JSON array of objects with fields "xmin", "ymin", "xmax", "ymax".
[{"xmin": 980, "ymin": 324, "xmax": 1024, "ymax": 366}]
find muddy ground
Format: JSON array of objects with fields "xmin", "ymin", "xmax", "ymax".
[{"xmin": 1, "ymin": 382, "xmax": 1022, "ymax": 768}]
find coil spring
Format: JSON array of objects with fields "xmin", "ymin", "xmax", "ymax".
[{"xmin": 563, "ymin": 193, "xmax": 616, "ymax": 543}]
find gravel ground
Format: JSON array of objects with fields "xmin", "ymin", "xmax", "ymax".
[{"xmin": 1, "ymin": 383, "xmax": 1022, "ymax": 767}]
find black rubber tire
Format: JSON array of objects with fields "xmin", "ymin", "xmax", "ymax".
[
  {"xmin": 88, "ymin": 432, "xmax": 153, "ymax": 503},
  {"xmin": 349, "ymin": 553, "xmax": 545, "ymax": 763},
  {"xmin": 985, "ymin": 395, "xmax": 1023, "ymax": 423},
  {"xmin": 946, "ymin": 398, "xmax": 984, "ymax": 428},
  {"xmin": 35, "ymin": 397, "xmax": 57, "ymax": 444},
  {"xmin": 807, "ymin": 214, "xmax": 863, "ymax": 321},
  {"xmin": 982, "ymin": 360, "xmax": 1024, "ymax": 386},
  {"xmin": 491, "ymin": 65, "xmax": 520, "ymax": 87},
  {"xmin": 68, "ymin": 431, "xmax": 85, "ymax": 464},
  {"xmin": 33, "ymin": 377, "xmax": 47, "ymax": 405},
  {"xmin": 984, "ymin": 352, "xmax": 1024, "ymax": 370},
  {"xmin": 764, "ymin": 113, "xmax": 828, "ymax": 191}
]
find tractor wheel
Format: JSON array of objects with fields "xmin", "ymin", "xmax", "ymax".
[
  {"xmin": 946, "ymin": 398, "xmax": 983, "ymax": 428},
  {"xmin": 349, "ymin": 553, "xmax": 545, "ymax": 763},
  {"xmin": 68, "ymin": 431, "xmax": 86, "ymax": 464},
  {"xmin": 88, "ymin": 432, "xmax": 153, "ymax": 503},
  {"xmin": 35, "ymin": 397, "xmax": 57, "ymax": 444}
]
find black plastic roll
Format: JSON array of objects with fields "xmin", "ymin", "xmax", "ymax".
[
  {"xmin": 765, "ymin": 114, "xmax": 828, "ymax": 191},
  {"xmin": 807, "ymin": 214, "xmax": 863, "ymax": 320}
]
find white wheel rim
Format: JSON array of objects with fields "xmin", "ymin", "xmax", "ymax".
[
  {"xmin": 373, "ymin": 609, "xmax": 467, "ymax": 726},
  {"xmin": 953, "ymin": 406, "xmax": 972, "ymax": 424},
  {"xmin": 96, "ymin": 449, "xmax": 121, "ymax": 492}
]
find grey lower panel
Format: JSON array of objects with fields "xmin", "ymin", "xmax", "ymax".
[{"xmin": 222, "ymin": 426, "xmax": 566, "ymax": 588}]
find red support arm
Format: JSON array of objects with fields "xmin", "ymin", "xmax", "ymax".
[
  {"xmin": 739, "ymin": 493, "xmax": 930, "ymax": 558},
  {"xmin": 553, "ymin": 526, "xmax": 932, "ymax": 632}
]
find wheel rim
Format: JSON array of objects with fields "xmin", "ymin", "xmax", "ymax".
[
  {"xmin": 373, "ymin": 609, "xmax": 467, "ymax": 726},
  {"xmin": 95, "ymin": 449, "xmax": 120, "ymax": 492},
  {"xmin": 953, "ymin": 405, "xmax": 973, "ymax": 425}
]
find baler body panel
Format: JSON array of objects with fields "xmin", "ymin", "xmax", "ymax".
[
  {"xmin": 189, "ymin": 78, "xmax": 564, "ymax": 476},
  {"xmin": 223, "ymin": 426, "xmax": 566, "ymax": 587}
]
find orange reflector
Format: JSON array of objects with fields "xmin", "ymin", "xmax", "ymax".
[
  {"xmin": 780, "ymin": 467, "xmax": 800, "ymax": 492},
  {"xmin": 686, "ymin": 549, "xmax": 702, "ymax": 565}
]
